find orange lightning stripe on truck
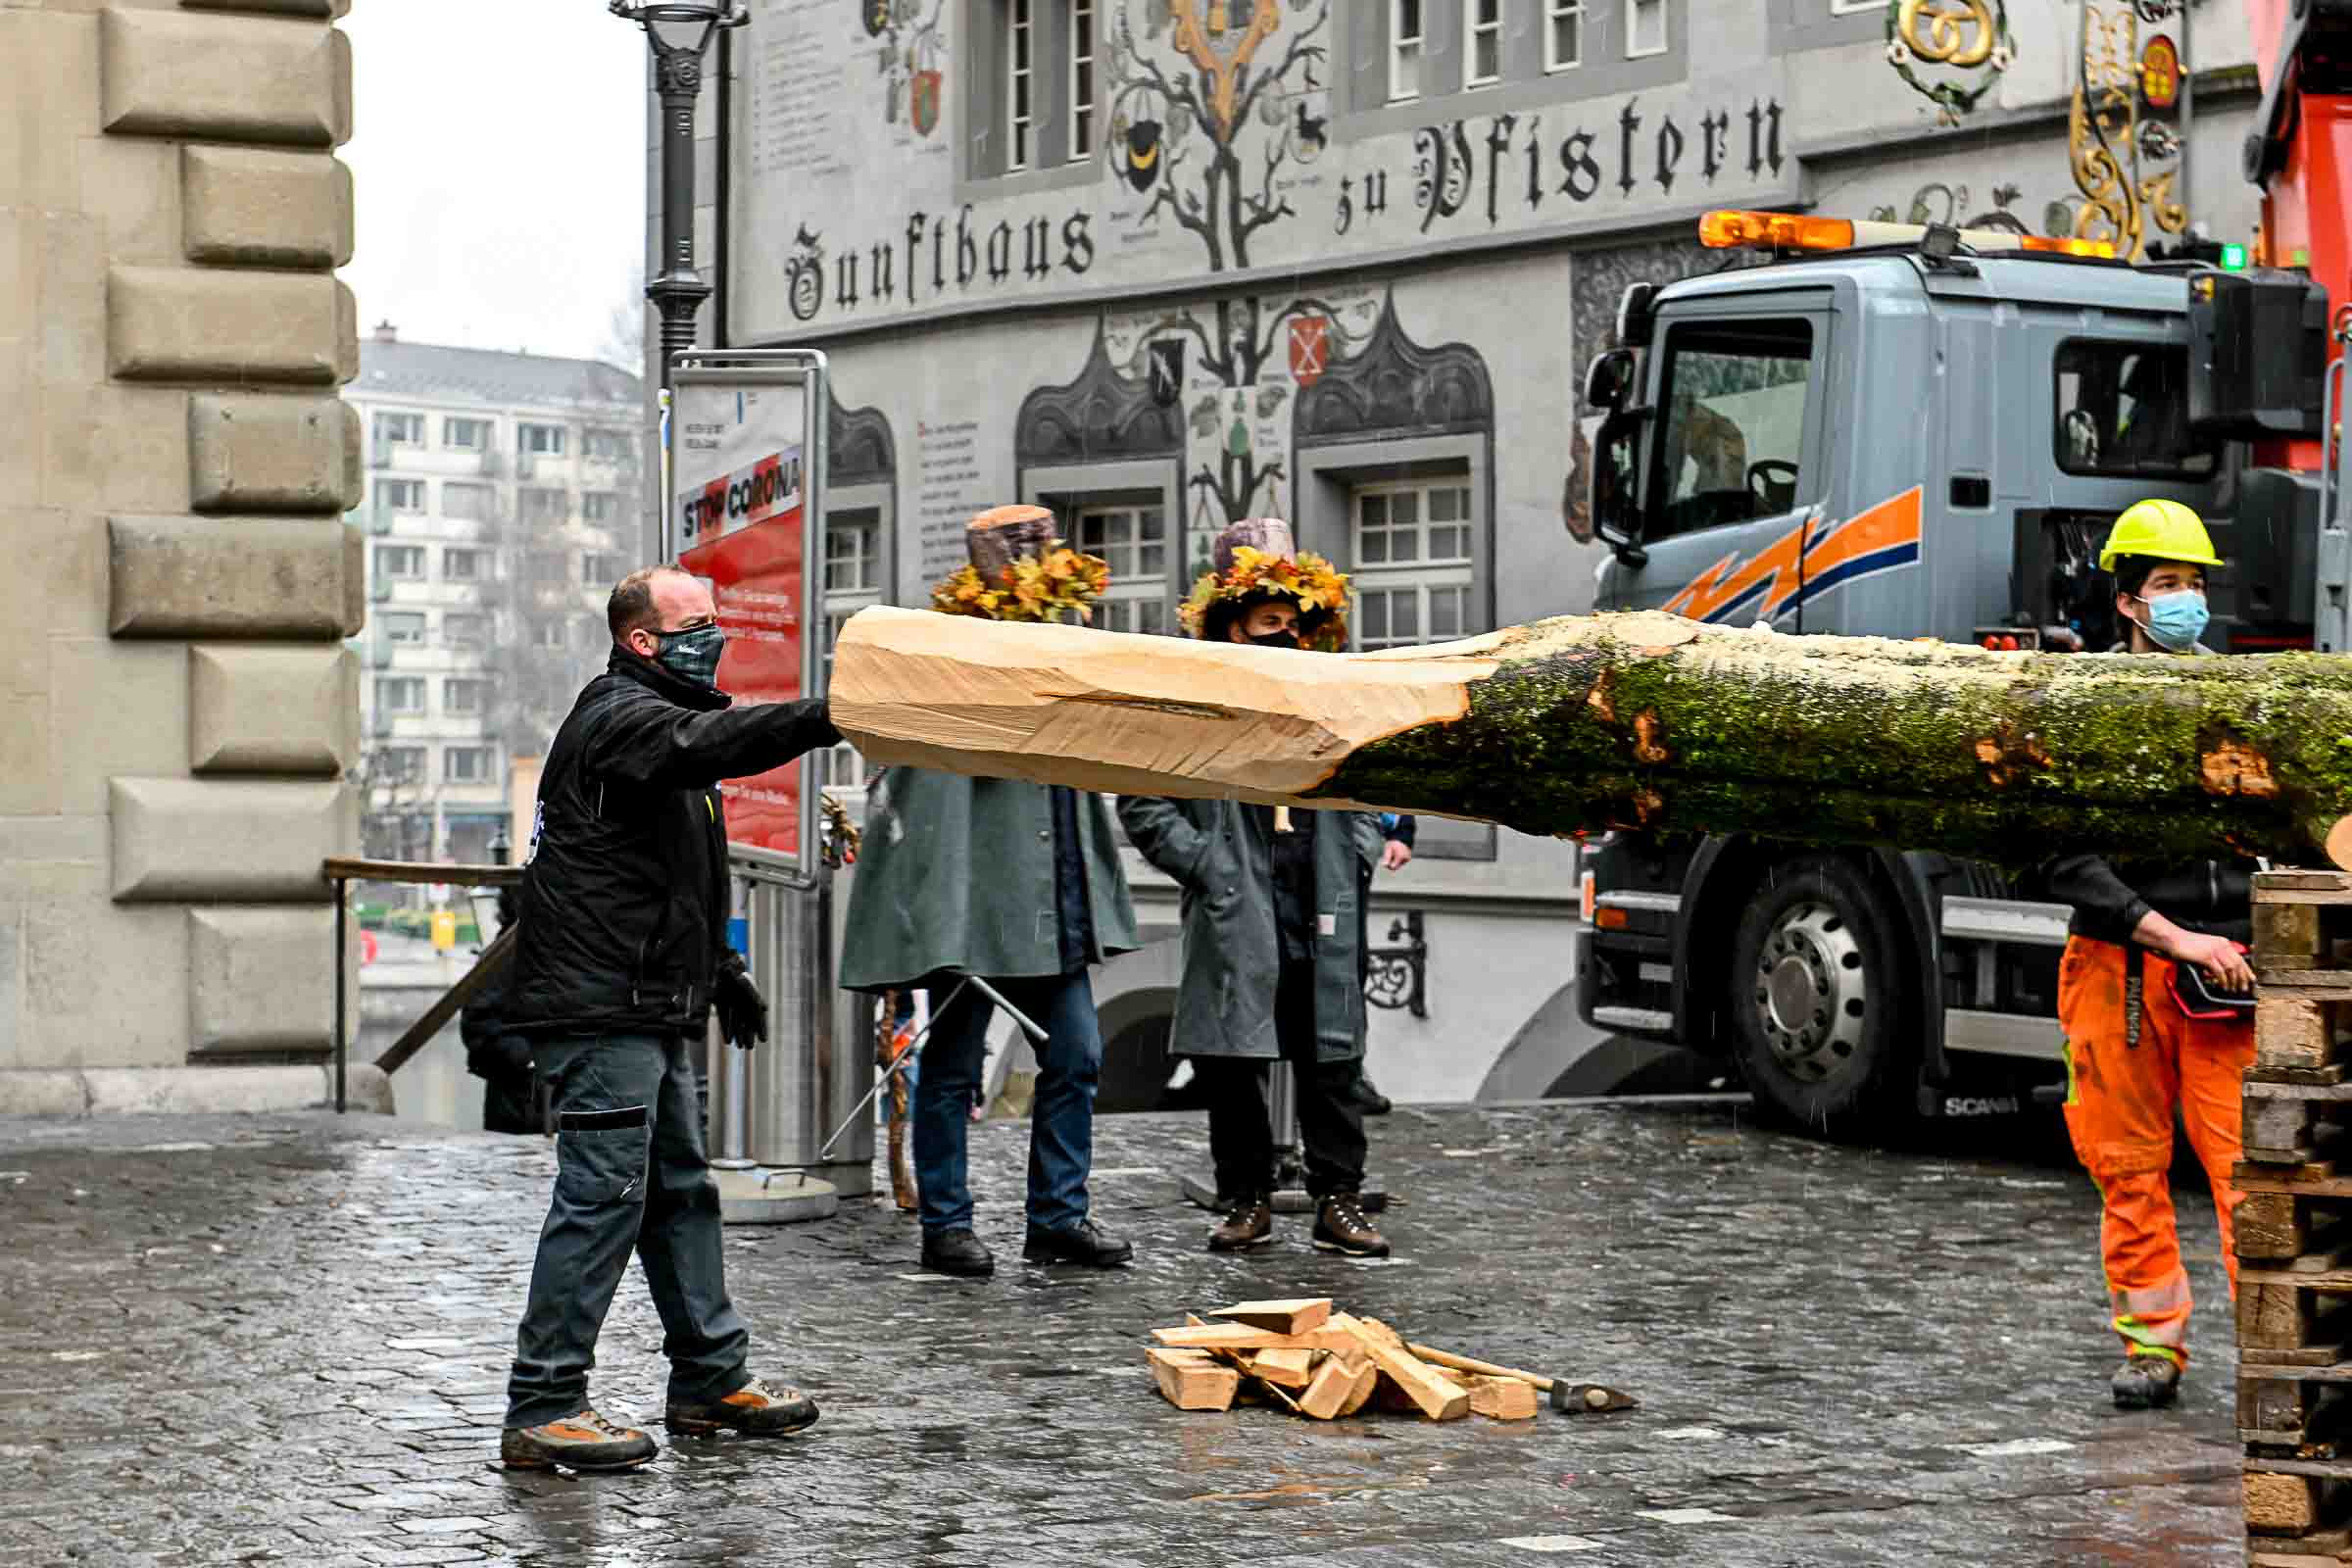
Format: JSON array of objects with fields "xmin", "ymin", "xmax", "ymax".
[{"xmin": 1661, "ymin": 487, "xmax": 1925, "ymax": 625}]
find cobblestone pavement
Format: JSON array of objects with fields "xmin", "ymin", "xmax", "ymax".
[{"xmin": 0, "ymin": 1100, "xmax": 2245, "ymax": 1567}]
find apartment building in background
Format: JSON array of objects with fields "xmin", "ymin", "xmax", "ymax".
[{"xmin": 346, "ymin": 326, "xmax": 645, "ymax": 874}]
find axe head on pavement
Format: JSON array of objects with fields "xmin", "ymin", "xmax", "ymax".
[{"xmin": 1554, "ymin": 1382, "xmax": 1638, "ymax": 1414}]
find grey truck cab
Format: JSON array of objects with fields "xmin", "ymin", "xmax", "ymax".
[{"xmin": 1576, "ymin": 212, "xmax": 2328, "ymax": 1134}]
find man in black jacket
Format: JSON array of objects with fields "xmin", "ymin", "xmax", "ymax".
[
  {"xmin": 460, "ymin": 887, "xmax": 537, "ymax": 1134},
  {"xmin": 500, "ymin": 565, "xmax": 840, "ymax": 1472}
]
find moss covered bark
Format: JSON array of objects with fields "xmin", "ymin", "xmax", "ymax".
[{"xmin": 1306, "ymin": 613, "xmax": 2352, "ymax": 870}]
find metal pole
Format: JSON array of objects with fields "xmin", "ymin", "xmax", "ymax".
[{"xmin": 334, "ymin": 878, "xmax": 348, "ymax": 1114}]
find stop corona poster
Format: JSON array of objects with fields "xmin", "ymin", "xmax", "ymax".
[{"xmin": 671, "ymin": 378, "xmax": 808, "ymax": 858}]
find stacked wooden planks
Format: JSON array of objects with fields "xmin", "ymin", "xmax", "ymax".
[{"xmin": 2242, "ymin": 871, "xmax": 2352, "ymax": 1565}]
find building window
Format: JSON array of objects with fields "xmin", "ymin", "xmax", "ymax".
[
  {"xmin": 823, "ymin": 519, "xmax": 880, "ymax": 594},
  {"xmin": 375, "ymin": 412, "xmax": 423, "ymax": 446},
  {"xmin": 444, "ymin": 547, "xmax": 486, "ymax": 582},
  {"xmin": 1070, "ymin": 0, "xmax": 1097, "ymax": 160},
  {"xmin": 521, "ymin": 488, "xmax": 569, "ymax": 526},
  {"xmin": 375, "ymin": 747, "xmax": 425, "ymax": 787},
  {"xmin": 443, "ymin": 678, "xmax": 485, "ymax": 715},
  {"xmin": 375, "ymin": 544, "xmax": 425, "ymax": 580},
  {"xmin": 1007, "ymin": 0, "xmax": 1035, "ymax": 172},
  {"xmin": 581, "ymin": 552, "xmax": 621, "ymax": 588},
  {"xmin": 375, "ymin": 676, "xmax": 425, "ymax": 714},
  {"xmin": 1351, "ymin": 479, "xmax": 1476, "ymax": 652},
  {"xmin": 381, "ymin": 612, "xmax": 427, "ymax": 646},
  {"xmin": 1074, "ymin": 504, "xmax": 1170, "ymax": 636},
  {"xmin": 1465, "ymin": 0, "xmax": 1502, "ymax": 87},
  {"xmin": 1627, "ymin": 0, "xmax": 1668, "ymax": 57},
  {"xmin": 529, "ymin": 618, "xmax": 568, "ymax": 650},
  {"xmin": 443, "ymin": 483, "xmax": 493, "ymax": 522},
  {"xmin": 444, "ymin": 747, "xmax": 495, "ymax": 785},
  {"xmin": 1389, "ymin": 0, "xmax": 1424, "ymax": 102},
  {"xmin": 443, "ymin": 416, "xmax": 490, "ymax": 451},
  {"xmin": 445, "ymin": 612, "xmax": 488, "ymax": 648},
  {"xmin": 1546, "ymin": 0, "xmax": 1585, "ymax": 70},
  {"xmin": 379, "ymin": 478, "xmax": 425, "ymax": 514},
  {"xmin": 584, "ymin": 428, "xmax": 632, "ymax": 461},
  {"xmin": 581, "ymin": 492, "xmax": 618, "ymax": 524},
  {"xmin": 518, "ymin": 422, "xmax": 566, "ymax": 456},
  {"xmin": 1648, "ymin": 318, "xmax": 1815, "ymax": 540}
]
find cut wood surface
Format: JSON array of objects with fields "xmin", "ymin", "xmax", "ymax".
[
  {"xmin": 1338, "ymin": 1356, "xmax": 1380, "ymax": 1417},
  {"xmin": 1297, "ymin": 1354, "xmax": 1361, "ymax": 1420},
  {"xmin": 1241, "ymin": 1347, "xmax": 1317, "ymax": 1390},
  {"xmin": 1152, "ymin": 1323, "xmax": 1311, "ymax": 1352},
  {"xmin": 1148, "ymin": 1348, "xmax": 1239, "ymax": 1412},
  {"xmin": 1355, "ymin": 1342, "xmax": 1469, "ymax": 1422},
  {"xmin": 1210, "ymin": 1298, "xmax": 1333, "ymax": 1335},
  {"xmin": 1468, "ymin": 1377, "xmax": 1541, "ymax": 1421},
  {"xmin": 831, "ymin": 606, "xmax": 2352, "ymax": 870}
]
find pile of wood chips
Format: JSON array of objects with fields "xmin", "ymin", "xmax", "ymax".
[{"xmin": 1145, "ymin": 1297, "xmax": 1542, "ymax": 1423}]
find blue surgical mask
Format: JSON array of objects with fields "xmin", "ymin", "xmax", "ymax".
[
  {"xmin": 651, "ymin": 623, "xmax": 726, "ymax": 687},
  {"xmin": 2134, "ymin": 589, "xmax": 2208, "ymax": 654}
]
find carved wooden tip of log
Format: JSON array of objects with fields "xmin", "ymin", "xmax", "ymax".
[
  {"xmin": 964, "ymin": 505, "xmax": 1059, "ymax": 577},
  {"xmin": 2328, "ymin": 816, "xmax": 2352, "ymax": 873}
]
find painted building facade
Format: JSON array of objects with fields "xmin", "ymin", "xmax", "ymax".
[{"xmin": 674, "ymin": 0, "xmax": 2267, "ymax": 1104}]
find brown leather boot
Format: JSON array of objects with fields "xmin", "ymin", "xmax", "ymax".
[
  {"xmin": 1207, "ymin": 1195, "xmax": 1273, "ymax": 1252},
  {"xmin": 501, "ymin": 1408, "xmax": 658, "ymax": 1471},
  {"xmin": 1312, "ymin": 1195, "xmax": 1391, "ymax": 1258}
]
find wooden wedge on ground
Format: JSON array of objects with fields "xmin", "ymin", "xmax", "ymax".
[
  {"xmin": 1152, "ymin": 1323, "xmax": 1314, "ymax": 1352},
  {"xmin": 1337, "ymin": 1355, "xmax": 1380, "ymax": 1416},
  {"xmin": 1210, "ymin": 1298, "xmax": 1334, "ymax": 1335},
  {"xmin": 1148, "ymin": 1348, "xmax": 1239, "ymax": 1411},
  {"xmin": 1241, "ymin": 1347, "xmax": 1318, "ymax": 1391},
  {"xmin": 1468, "ymin": 1376, "xmax": 1540, "ymax": 1421},
  {"xmin": 1297, "ymin": 1353, "xmax": 1366, "ymax": 1420},
  {"xmin": 1332, "ymin": 1323, "xmax": 1467, "ymax": 1421}
]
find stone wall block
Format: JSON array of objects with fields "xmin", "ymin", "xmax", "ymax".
[
  {"xmin": 188, "ymin": 392, "xmax": 359, "ymax": 512},
  {"xmin": 109, "ymin": 265, "xmax": 354, "ymax": 384},
  {"xmin": 180, "ymin": 145, "xmax": 352, "ymax": 269},
  {"xmin": 109, "ymin": 514, "xmax": 351, "ymax": 640},
  {"xmin": 109, "ymin": 776, "xmax": 348, "ymax": 903},
  {"xmin": 0, "ymin": 13, "xmax": 103, "ymax": 213},
  {"xmin": 186, "ymin": 906, "xmax": 333, "ymax": 1054},
  {"xmin": 22, "ymin": 892, "xmax": 188, "ymax": 1069},
  {"xmin": 189, "ymin": 643, "xmax": 354, "ymax": 775},
  {"xmin": 48, "ymin": 638, "xmax": 184, "ymax": 815},
  {"xmin": 341, "ymin": 518, "xmax": 365, "ymax": 636},
  {"xmin": 101, "ymin": 6, "xmax": 351, "ymax": 149}
]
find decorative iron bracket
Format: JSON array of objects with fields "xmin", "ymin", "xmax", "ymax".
[{"xmin": 1364, "ymin": 909, "xmax": 1429, "ymax": 1019}]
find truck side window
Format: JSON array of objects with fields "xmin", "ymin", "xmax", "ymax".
[
  {"xmin": 2053, "ymin": 340, "xmax": 2216, "ymax": 477},
  {"xmin": 1648, "ymin": 318, "xmax": 1813, "ymax": 541}
]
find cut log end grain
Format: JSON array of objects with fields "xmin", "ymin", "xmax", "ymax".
[
  {"xmin": 1468, "ymin": 1376, "xmax": 1541, "ymax": 1421},
  {"xmin": 832, "ymin": 606, "xmax": 2352, "ymax": 872}
]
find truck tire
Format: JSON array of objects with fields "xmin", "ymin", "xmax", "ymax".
[{"xmin": 1725, "ymin": 855, "xmax": 1917, "ymax": 1137}]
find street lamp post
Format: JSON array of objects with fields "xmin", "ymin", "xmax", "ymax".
[{"xmin": 612, "ymin": 3, "xmax": 749, "ymax": 397}]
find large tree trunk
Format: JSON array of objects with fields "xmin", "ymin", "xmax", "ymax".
[{"xmin": 828, "ymin": 607, "xmax": 2352, "ymax": 870}]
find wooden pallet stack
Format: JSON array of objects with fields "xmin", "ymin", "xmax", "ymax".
[{"xmin": 2242, "ymin": 870, "xmax": 2352, "ymax": 1566}]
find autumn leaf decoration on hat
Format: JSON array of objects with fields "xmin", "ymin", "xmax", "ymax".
[
  {"xmin": 931, "ymin": 504, "xmax": 1110, "ymax": 624},
  {"xmin": 1179, "ymin": 516, "xmax": 1349, "ymax": 651}
]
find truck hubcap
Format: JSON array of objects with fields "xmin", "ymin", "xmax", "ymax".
[{"xmin": 1753, "ymin": 902, "xmax": 1867, "ymax": 1083}]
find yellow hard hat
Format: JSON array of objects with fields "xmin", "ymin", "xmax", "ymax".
[{"xmin": 2097, "ymin": 498, "xmax": 2222, "ymax": 572}]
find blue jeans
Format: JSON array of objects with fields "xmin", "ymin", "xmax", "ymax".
[
  {"xmin": 914, "ymin": 970, "xmax": 1102, "ymax": 1236},
  {"xmin": 505, "ymin": 1033, "xmax": 751, "ymax": 1428}
]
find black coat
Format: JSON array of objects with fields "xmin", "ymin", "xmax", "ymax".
[
  {"xmin": 510, "ymin": 648, "xmax": 838, "ymax": 1039},
  {"xmin": 2040, "ymin": 854, "xmax": 2252, "ymax": 948}
]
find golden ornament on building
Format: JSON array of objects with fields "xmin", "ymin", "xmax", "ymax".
[{"xmin": 1168, "ymin": 0, "xmax": 1281, "ymax": 136}]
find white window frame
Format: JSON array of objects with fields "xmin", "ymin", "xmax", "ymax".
[
  {"xmin": 378, "ymin": 747, "xmax": 425, "ymax": 786},
  {"xmin": 1389, "ymin": 0, "xmax": 1424, "ymax": 103},
  {"xmin": 581, "ymin": 492, "xmax": 618, "ymax": 524},
  {"xmin": 1464, "ymin": 0, "xmax": 1502, "ymax": 88},
  {"xmin": 1350, "ymin": 477, "xmax": 1478, "ymax": 652},
  {"xmin": 444, "ymin": 612, "xmax": 488, "ymax": 648},
  {"xmin": 521, "ymin": 488, "xmax": 569, "ymax": 526},
  {"xmin": 376, "ymin": 412, "xmax": 422, "ymax": 446},
  {"xmin": 443, "ymin": 546, "xmax": 485, "ymax": 582},
  {"xmin": 380, "ymin": 612, "xmax": 427, "ymax": 647},
  {"xmin": 1069, "ymin": 0, "xmax": 1097, "ymax": 161},
  {"xmin": 529, "ymin": 619, "xmax": 567, "ymax": 650},
  {"xmin": 1626, "ymin": 0, "xmax": 1668, "ymax": 59},
  {"xmin": 1008, "ymin": 0, "xmax": 1035, "ymax": 172},
  {"xmin": 518, "ymin": 422, "xmax": 566, "ymax": 456},
  {"xmin": 581, "ymin": 552, "xmax": 620, "ymax": 588},
  {"xmin": 375, "ymin": 676, "xmax": 425, "ymax": 715},
  {"xmin": 443, "ymin": 416, "xmax": 488, "ymax": 451},
  {"xmin": 443, "ymin": 746, "xmax": 494, "ymax": 785},
  {"xmin": 442, "ymin": 678, "xmax": 484, "ymax": 716},
  {"xmin": 584, "ymin": 428, "xmax": 631, "ymax": 461},
  {"xmin": 374, "ymin": 544, "xmax": 425, "ymax": 580},
  {"xmin": 1545, "ymin": 0, "xmax": 1586, "ymax": 72},
  {"xmin": 379, "ymin": 478, "xmax": 425, "ymax": 514},
  {"xmin": 442, "ymin": 482, "xmax": 493, "ymax": 522},
  {"xmin": 1073, "ymin": 503, "xmax": 1172, "ymax": 637}
]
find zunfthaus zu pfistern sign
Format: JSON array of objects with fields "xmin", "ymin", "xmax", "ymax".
[{"xmin": 729, "ymin": 1, "xmax": 1792, "ymax": 340}]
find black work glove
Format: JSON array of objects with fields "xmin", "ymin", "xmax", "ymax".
[{"xmin": 715, "ymin": 954, "xmax": 768, "ymax": 1051}]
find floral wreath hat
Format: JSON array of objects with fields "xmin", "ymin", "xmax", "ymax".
[
  {"xmin": 931, "ymin": 504, "xmax": 1110, "ymax": 623},
  {"xmin": 1179, "ymin": 517, "xmax": 1349, "ymax": 652}
]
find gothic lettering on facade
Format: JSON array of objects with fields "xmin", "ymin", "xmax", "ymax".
[{"xmin": 784, "ymin": 210, "xmax": 1096, "ymax": 323}]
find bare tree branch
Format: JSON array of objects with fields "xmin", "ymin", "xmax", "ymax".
[{"xmin": 1230, "ymin": 0, "xmax": 1330, "ymax": 135}]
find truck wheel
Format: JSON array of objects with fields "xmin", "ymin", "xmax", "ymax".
[{"xmin": 1726, "ymin": 855, "xmax": 1916, "ymax": 1136}]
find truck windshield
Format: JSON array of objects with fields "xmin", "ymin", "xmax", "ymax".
[
  {"xmin": 2054, "ymin": 339, "xmax": 2216, "ymax": 477},
  {"xmin": 1648, "ymin": 318, "xmax": 1813, "ymax": 540}
]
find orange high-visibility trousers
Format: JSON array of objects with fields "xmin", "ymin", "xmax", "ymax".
[{"xmin": 2056, "ymin": 934, "xmax": 2256, "ymax": 1366}]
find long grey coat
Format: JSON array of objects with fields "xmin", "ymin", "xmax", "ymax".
[
  {"xmin": 839, "ymin": 767, "xmax": 1139, "ymax": 993},
  {"xmin": 1116, "ymin": 796, "xmax": 1380, "ymax": 1063}
]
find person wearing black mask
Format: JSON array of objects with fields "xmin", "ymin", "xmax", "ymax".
[
  {"xmin": 1121, "ymin": 519, "xmax": 1390, "ymax": 1258},
  {"xmin": 498, "ymin": 564, "xmax": 840, "ymax": 1473}
]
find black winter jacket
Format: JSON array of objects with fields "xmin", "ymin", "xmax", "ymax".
[
  {"xmin": 2040, "ymin": 855, "xmax": 2253, "ymax": 949},
  {"xmin": 509, "ymin": 649, "xmax": 839, "ymax": 1039}
]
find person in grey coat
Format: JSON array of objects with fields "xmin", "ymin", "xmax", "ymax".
[
  {"xmin": 1119, "ymin": 518, "xmax": 1392, "ymax": 1257},
  {"xmin": 838, "ymin": 507, "xmax": 1141, "ymax": 1278}
]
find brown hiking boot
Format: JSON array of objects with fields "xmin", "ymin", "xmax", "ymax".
[
  {"xmin": 665, "ymin": 1376, "xmax": 820, "ymax": 1437},
  {"xmin": 1312, "ymin": 1195, "xmax": 1391, "ymax": 1258},
  {"xmin": 501, "ymin": 1408, "xmax": 657, "ymax": 1471},
  {"xmin": 1207, "ymin": 1196, "xmax": 1273, "ymax": 1252},
  {"xmin": 2111, "ymin": 1353, "xmax": 2180, "ymax": 1410}
]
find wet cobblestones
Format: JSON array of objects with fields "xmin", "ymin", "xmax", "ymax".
[{"xmin": 0, "ymin": 1101, "xmax": 2244, "ymax": 1565}]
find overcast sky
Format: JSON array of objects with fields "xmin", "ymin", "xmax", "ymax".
[{"xmin": 339, "ymin": 2, "xmax": 648, "ymax": 366}]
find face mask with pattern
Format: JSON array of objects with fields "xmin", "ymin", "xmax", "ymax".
[{"xmin": 651, "ymin": 623, "xmax": 726, "ymax": 687}]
